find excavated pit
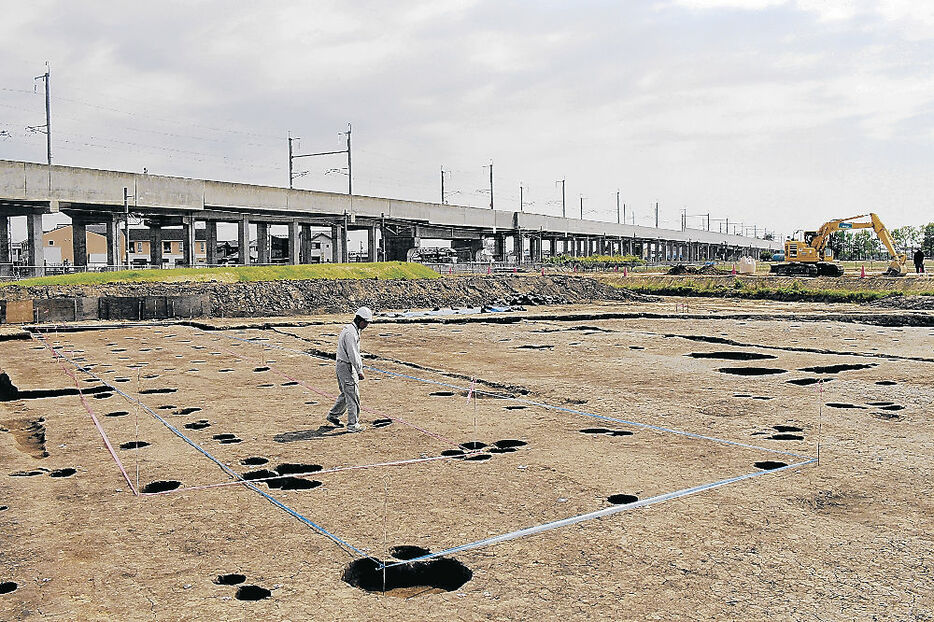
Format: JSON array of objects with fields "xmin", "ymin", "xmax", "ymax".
[
  {"xmin": 49, "ymin": 468, "xmax": 76, "ymax": 478},
  {"xmin": 235, "ymin": 585, "xmax": 271, "ymax": 601},
  {"xmin": 119, "ymin": 441, "xmax": 150, "ymax": 450},
  {"xmin": 607, "ymin": 494, "xmax": 639, "ymax": 505},
  {"xmin": 184, "ymin": 420, "xmax": 211, "ymax": 430},
  {"xmin": 826, "ymin": 403, "xmax": 866, "ymax": 409},
  {"xmin": 275, "ymin": 463, "xmax": 323, "ymax": 475},
  {"xmin": 242, "ymin": 469, "xmax": 278, "ymax": 481},
  {"xmin": 688, "ymin": 351, "xmax": 777, "ymax": 361},
  {"xmin": 463, "ymin": 454, "xmax": 492, "ymax": 462},
  {"xmin": 786, "ymin": 378, "xmax": 829, "ymax": 386},
  {"xmin": 139, "ymin": 388, "xmax": 177, "ymax": 395},
  {"xmin": 240, "ymin": 457, "xmax": 268, "ymax": 466},
  {"xmin": 719, "ymin": 367, "xmax": 787, "ymax": 376},
  {"xmin": 372, "ymin": 418, "xmax": 393, "ymax": 428},
  {"xmin": 773, "ymin": 425, "xmax": 803, "ymax": 433},
  {"xmin": 493, "ymin": 439, "xmax": 528, "ymax": 449},
  {"xmin": 142, "ymin": 480, "xmax": 181, "ymax": 494},
  {"xmin": 0, "ymin": 581, "xmax": 17, "ymax": 595},
  {"xmin": 769, "ymin": 434, "xmax": 804, "ymax": 441},
  {"xmin": 459, "ymin": 441, "xmax": 487, "ymax": 450},
  {"xmin": 754, "ymin": 461, "xmax": 787, "ymax": 470},
  {"xmin": 390, "ymin": 545, "xmax": 431, "ymax": 560},
  {"xmin": 266, "ymin": 477, "xmax": 322, "ymax": 490},
  {"xmin": 798, "ymin": 363, "xmax": 876, "ymax": 374},
  {"xmin": 341, "ymin": 555, "xmax": 472, "ymax": 595},
  {"xmin": 214, "ymin": 573, "xmax": 246, "ymax": 585}
]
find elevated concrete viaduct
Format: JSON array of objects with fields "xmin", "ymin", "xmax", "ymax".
[{"xmin": 0, "ymin": 159, "xmax": 780, "ymax": 276}]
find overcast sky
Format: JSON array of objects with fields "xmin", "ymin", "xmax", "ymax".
[{"xmin": 2, "ymin": 0, "xmax": 933, "ymax": 239}]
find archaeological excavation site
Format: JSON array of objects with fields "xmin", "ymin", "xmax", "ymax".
[{"xmin": 0, "ymin": 268, "xmax": 932, "ymax": 620}]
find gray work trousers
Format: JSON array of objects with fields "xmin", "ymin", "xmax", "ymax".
[{"xmin": 328, "ymin": 361, "xmax": 360, "ymax": 426}]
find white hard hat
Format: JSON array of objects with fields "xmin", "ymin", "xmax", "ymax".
[{"xmin": 355, "ymin": 306, "xmax": 373, "ymax": 321}]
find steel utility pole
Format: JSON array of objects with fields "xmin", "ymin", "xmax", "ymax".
[
  {"xmin": 288, "ymin": 132, "xmax": 294, "ymax": 188},
  {"xmin": 616, "ymin": 191, "xmax": 620, "ymax": 224},
  {"xmin": 441, "ymin": 166, "xmax": 447, "ymax": 204},
  {"xmin": 579, "ymin": 195, "xmax": 584, "ymax": 219},
  {"xmin": 519, "ymin": 184, "xmax": 524, "ymax": 212},
  {"xmin": 123, "ymin": 187, "xmax": 134, "ymax": 270},
  {"xmin": 556, "ymin": 179, "xmax": 566, "ymax": 218},
  {"xmin": 29, "ymin": 63, "xmax": 51, "ymax": 167},
  {"xmin": 486, "ymin": 161, "xmax": 494, "ymax": 209},
  {"xmin": 345, "ymin": 123, "xmax": 352, "ymax": 195},
  {"xmin": 288, "ymin": 123, "xmax": 352, "ymax": 193},
  {"xmin": 655, "ymin": 202, "xmax": 659, "ymax": 228}
]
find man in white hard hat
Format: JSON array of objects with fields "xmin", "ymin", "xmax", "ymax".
[{"xmin": 326, "ymin": 306, "xmax": 372, "ymax": 432}]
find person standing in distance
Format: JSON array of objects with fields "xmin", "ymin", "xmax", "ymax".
[
  {"xmin": 914, "ymin": 248, "xmax": 925, "ymax": 274},
  {"xmin": 326, "ymin": 307, "xmax": 372, "ymax": 432}
]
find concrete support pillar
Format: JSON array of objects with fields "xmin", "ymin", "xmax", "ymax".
[
  {"xmin": 256, "ymin": 222, "xmax": 270, "ymax": 265},
  {"xmin": 490, "ymin": 234, "xmax": 504, "ymax": 261},
  {"xmin": 182, "ymin": 217, "xmax": 196, "ymax": 267},
  {"xmin": 238, "ymin": 217, "xmax": 249, "ymax": 265},
  {"xmin": 367, "ymin": 226, "xmax": 378, "ymax": 262},
  {"xmin": 288, "ymin": 221, "xmax": 300, "ymax": 265},
  {"xmin": 384, "ymin": 236, "xmax": 418, "ymax": 262},
  {"xmin": 105, "ymin": 217, "xmax": 120, "ymax": 268},
  {"xmin": 529, "ymin": 236, "xmax": 542, "ymax": 263},
  {"xmin": 0, "ymin": 216, "xmax": 9, "ymax": 263},
  {"xmin": 331, "ymin": 224, "xmax": 343, "ymax": 263},
  {"xmin": 452, "ymin": 239, "xmax": 483, "ymax": 261},
  {"xmin": 149, "ymin": 223, "xmax": 163, "ymax": 267},
  {"xmin": 72, "ymin": 221, "xmax": 88, "ymax": 267},
  {"xmin": 26, "ymin": 212, "xmax": 43, "ymax": 276},
  {"xmin": 341, "ymin": 217, "xmax": 350, "ymax": 263},
  {"xmin": 205, "ymin": 221, "xmax": 218, "ymax": 265},
  {"xmin": 300, "ymin": 224, "xmax": 312, "ymax": 264},
  {"xmin": 513, "ymin": 232, "xmax": 523, "ymax": 265}
]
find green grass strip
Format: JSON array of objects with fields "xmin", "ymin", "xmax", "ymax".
[
  {"xmin": 1, "ymin": 261, "xmax": 439, "ymax": 287},
  {"xmin": 606, "ymin": 280, "xmax": 921, "ymax": 303}
]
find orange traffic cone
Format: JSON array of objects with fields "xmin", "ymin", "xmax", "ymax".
[{"xmin": 860, "ymin": 265, "xmax": 866, "ymax": 278}]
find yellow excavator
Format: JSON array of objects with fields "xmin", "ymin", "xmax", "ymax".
[{"xmin": 770, "ymin": 213, "xmax": 907, "ymax": 277}]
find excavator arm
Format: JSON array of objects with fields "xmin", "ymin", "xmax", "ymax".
[
  {"xmin": 808, "ymin": 213, "xmax": 906, "ymax": 275},
  {"xmin": 773, "ymin": 213, "xmax": 907, "ymax": 276}
]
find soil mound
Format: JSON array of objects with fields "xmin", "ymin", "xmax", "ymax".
[
  {"xmin": 666, "ymin": 264, "xmax": 724, "ymax": 275},
  {"xmin": 866, "ymin": 294, "xmax": 934, "ymax": 310},
  {"xmin": 1, "ymin": 275, "xmax": 652, "ymax": 319}
]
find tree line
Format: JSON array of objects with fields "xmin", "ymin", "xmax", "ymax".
[{"xmin": 826, "ymin": 223, "xmax": 934, "ymax": 261}]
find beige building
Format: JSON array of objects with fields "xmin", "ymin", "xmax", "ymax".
[
  {"xmin": 43, "ymin": 224, "xmax": 126, "ymax": 266},
  {"xmin": 128, "ymin": 228, "xmax": 207, "ymax": 267}
]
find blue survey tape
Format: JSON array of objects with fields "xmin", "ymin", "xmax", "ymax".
[
  {"xmin": 35, "ymin": 331, "xmax": 374, "ymax": 561},
  {"xmin": 380, "ymin": 457, "xmax": 817, "ymax": 568},
  {"xmin": 210, "ymin": 326, "xmax": 819, "ymax": 569}
]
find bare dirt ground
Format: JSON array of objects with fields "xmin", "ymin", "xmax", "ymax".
[{"xmin": 0, "ymin": 298, "xmax": 932, "ymax": 621}]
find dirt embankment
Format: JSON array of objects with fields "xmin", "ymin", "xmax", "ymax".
[{"xmin": 0, "ymin": 275, "xmax": 649, "ymax": 318}]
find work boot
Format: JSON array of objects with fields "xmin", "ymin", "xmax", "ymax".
[
  {"xmin": 326, "ymin": 414, "xmax": 343, "ymax": 428},
  {"xmin": 346, "ymin": 423, "xmax": 366, "ymax": 433}
]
